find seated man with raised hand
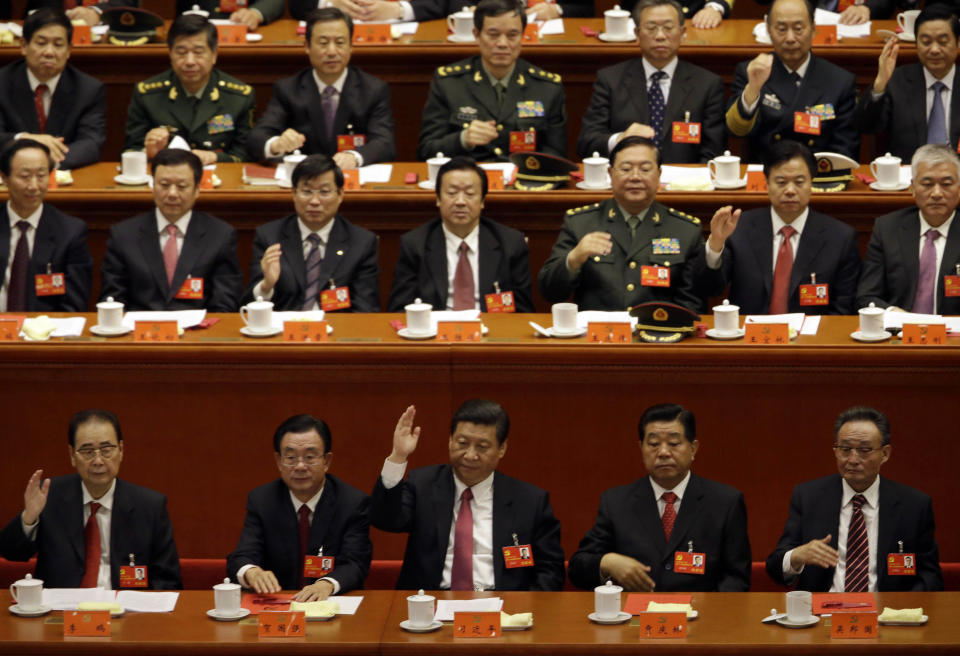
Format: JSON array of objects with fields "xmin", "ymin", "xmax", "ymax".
[
  {"xmin": 176, "ymin": 0, "xmax": 284, "ymax": 30},
  {"xmin": 100, "ymin": 148, "xmax": 242, "ymax": 311},
  {"xmin": 227, "ymin": 414, "xmax": 372, "ymax": 601},
  {"xmin": 0, "ymin": 409, "xmax": 182, "ymax": 590},
  {"xmin": 371, "ymin": 400, "xmax": 565, "ymax": 591},
  {"xmin": 243, "ymin": 154, "xmax": 380, "ymax": 311}
]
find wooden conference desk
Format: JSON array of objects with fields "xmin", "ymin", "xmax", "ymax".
[
  {"xmin": 3, "ymin": 590, "xmax": 960, "ymax": 654},
  {"xmin": 1, "ymin": 313, "xmax": 957, "ymax": 566},
  {"xmin": 0, "ymin": 19, "xmax": 911, "ymax": 161},
  {"xmin": 53, "ymin": 161, "xmax": 909, "ymax": 311}
]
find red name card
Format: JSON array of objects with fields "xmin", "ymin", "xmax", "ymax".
[
  {"xmin": 812, "ymin": 24, "xmax": 837, "ymax": 45},
  {"xmin": 217, "ymin": 24, "xmax": 246, "ymax": 45},
  {"xmin": 342, "ymin": 169, "xmax": 360, "ymax": 190},
  {"xmin": 437, "ymin": 321, "xmax": 483, "ymax": 342},
  {"xmin": 283, "ymin": 321, "xmax": 328, "ymax": 342},
  {"xmin": 587, "ymin": 322, "xmax": 631, "ymax": 343},
  {"xmin": 746, "ymin": 171, "xmax": 767, "ymax": 191},
  {"xmin": 453, "ymin": 611, "xmax": 501, "ymax": 638},
  {"xmin": 638, "ymin": 612, "xmax": 686, "ymax": 639},
  {"xmin": 72, "ymin": 24, "xmax": 92, "ymax": 46},
  {"xmin": 134, "ymin": 321, "xmax": 178, "ymax": 342},
  {"xmin": 0, "ymin": 316, "xmax": 24, "ymax": 341},
  {"xmin": 901, "ymin": 323, "xmax": 946, "ymax": 345},
  {"xmin": 830, "ymin": 612, "xmax": 878, "ymax": 639},
  {"xmin": 352, "ymin": 24, "xmax": 391, "ymax": 44},
  {"xmin": 258, "ymin": 611, "xmax": 306, "ymax": 638},
  {"xmin": 744, "ymin": 322, "xmax": 789, "ymax": 345},
  {"xmin": 63, "ymin": 610, "xmax": 110, "ymax": 637}
]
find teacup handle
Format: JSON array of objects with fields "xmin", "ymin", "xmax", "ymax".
[
  {"xmin": 447, "ymin": 15, "xmax": 455, "ymax": 31},
  {"xmin": 240, "ymin": 306, "xmax": 250, "ymax": 326},
  {"xmin": 870, "ymin": 162, "xmax": 880, "ymax": 180},
  {"xmin": 897, "ymin": 13, "xmax": 905, "ymax": 29},
  {"xmin": 708, "ymin": 160, "xmax": 718, "ymax": 181},
  {"xmin": 9, "ymin": 583, "xmax": 17, "ymax": 603}
]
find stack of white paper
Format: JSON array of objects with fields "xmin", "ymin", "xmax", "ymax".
[
  {"xmin": 272, "ymin": 310, "xmax": 326, "ymax": 329},
  {"xmin": 359, "ymin": 164, "xmax": 393, "ymax": 185},
  {"xmin": 577, "ymin": 311, "xmax": 637, "ymax": 330},
  {"xmin": 660, "ymin": 166, "xmax": 712, "ymax": 191},
  {"xmin": 329, "ymin": 595, "xmax": 364, "ymax": 615},
  {"xmin": 431, "ymin": 310, "xmax": 481, "ymax": 330},
  {"xmin": 122, "ymin": 310, "xmax": 206, "ymax": 330},
  {"xmin": 434, "ymin": 597, "xmax": 503, "ymax": 622},
  {"xmin": 745, "ymin": 313, "xmax": 805, "ymax": 333},
  {"xmin": 115, "ymin": 591, "xmax": 179, "ymax": 613}
]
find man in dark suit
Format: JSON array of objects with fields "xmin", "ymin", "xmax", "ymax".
[
  {"xmin": 857, "ymin": 143, "xmax": 960, "ymax": 314},
  {"xmin": 700, "ymin": 140, "xmax": 861, "ymax": 314},
  {"xmin": 100, "ymin": 148, "xmax": 242, "ymax": 311},
  {"xmin": 766, "ymin": 406, "xmax": 942, "ymax": 592},
  {"xmin": 243, "ymin": 155, "xmax": 379, "ymax": 310},
  {"xmin": 0, "ymin": 1, "xmax": 136, "ymax": 23},
  {"xmin": 726, "ymin": 0, "xmax": 859, "ymax": 163},
  {"xmin": 0, "ymin": 139, "xmax": 91, "ymax": 312},
  {"xmin": 0, "ymin": 9, "xmax": 105, "ymax": 170},
  {"xmin": 176, "ymin": 0, "xmax": 283, "ymax": 29},
  {"xmin": 247, "ymin": 8, "xmax": 395, "ymax": 169},
  {"xmin": 857, "ymin": 6, "xmax": 960, "ymax": 161},
  {"xmin": 371, "ymin": 400, "xmax": 565, "ymax": 591},
  {"xmin": 539, "ymin": 136, "xmax": 708, "ymax": 312},
  {"xmin": 227, "ymin": 414, "xmax": 372, "ymax": 600},
  {"xmin": 578, "ymin": 0, "xmax": 724, "ymax": 162},
  {"xmin": 0, "ymin": 409, "xmax": 181, "ymax": 589},
  {"xmin": 569, "ymin": 403, "xmax": 750, "ymax": 592},
  {"xmin": 388, "ymin": 156, "xmax": 533, "ymax": 312}
]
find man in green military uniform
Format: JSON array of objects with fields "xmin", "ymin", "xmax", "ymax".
[
  {"xmin": 124, "ymin": 14, "xmax": 254, "ymax": 164},
  {"xmin": 176, "ymin": 0, "xmax": 284, "ymax": 29},
  {"xmin": 538, "ymin": 136, "xmax": 709, "ymax": 312},
  {"xmin": 417, "ymin": 0, "xmax": 566, "ymax": 162}
]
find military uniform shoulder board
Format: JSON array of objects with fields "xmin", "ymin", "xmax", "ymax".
[
  {"xmin": 136, "ymin": 78, "xmax": 167, "ymax": 95},
  {"xmin": 565, "ymin": 202, "xmax": 600, "ymax": 216},
  {"xmin": 219, "ymin": 79, "xmax": 253, "ymax": 96},
  {"xmin": 526, "ymin": 66, "xmax": 562, "ymax": 84},
  {"xmin": 437, "ymin": 61, "xmax": 472, "ymax": 78},
  {"xmin": 667, "ymin": 207, "xmax": 701, "ymax": 225}
]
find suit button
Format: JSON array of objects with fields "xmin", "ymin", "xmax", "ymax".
[
  {"xmin": 666, "ymin": 563, "xmax": 673, "ymax": 570},
  {"xmin": 629, "ymin": 261, "xmax": 636, "ymax": 269},
  {"xmin": 494, "ymin": 147, "xmax": 503, "ymax": 156},
  {"xmin": 774, "ymin": 134, "xmax": 781, "ymax": 141},
  {"xmin": 626, "ymin": 283, "xmax": 635, "ymax": 292},
  {"xmin": 594, "ymin": 255, "xmax": 601, "ymax": 262},
  {"xmin": 808, "ymin": 139, "xmax": 814, "ymax": 146}
]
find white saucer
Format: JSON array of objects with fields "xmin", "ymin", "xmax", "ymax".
[
  {"xmin": 706, "ymin": 327, "xmax": 745, "ymax": 340},
  {"xmin": 245, "ymin": 33, "xmax": 263, "ymax": 42},
  {"xmin": 113, "ymin": 174, "xmax": 151, "ymax": 186},
  {"xmin": 206, "ymin": 608, "xmax": 250, "ymax": 621},
  {"xmin": 598, "ymin": 32, "xmax": 635, "ymax": 42},
  {"xmin": 880, "ymin": 614, "xmax": 928, "ymax": 626},
  {"xmin": 869, "ymin": 181, "xmax": 909, "ymax": 192},
  {"xmin": 90, "ymin": 324, "xmax": 131, "ymax": 337},
  {"xmin": 9, "ymin": 604, "xmax": 51, "ymax": 617},
  {"xmin": 502, "ymin": 623, "xmax": 534, "ymax": 631},
  {"xmin": 851, "ymin": 329, "xmax": 892, "ymax": 342},
  {"xmin": 897, "ymin": 31, "xmax": 916, "ymax": 42},
  {"xmin": 589, "ymin": 611, "xmax": 632, "ymax": 624},
  {"xmin": 446, "ymin": 34, "xmax": 475, "ymax": 43},
  {"xmin": 417, "ymin": 179, "xmax": 436, "ymax": 190},
  {"xmin": 713, "ymin": 178, "xmax": 748, "ymax": 189},
  {"xmin": 240, "ymin": 326, "xmax": 282, "ymax": 338},
  {"xmin": 775, "ymin": 615, "xmax": 820, "ymax": 628},
  {"xmin": 546, "ymin": 326, "xmax": 587, "ymax": 338},
  {"xmin": 400, "ymin": 619, "xmax": 443, "ymax": 632},
  {"xmin": 576, "ymin": 181, "xmax": 611, "ymax": 191},
  {"xmin": 398, "ymin": 327, "xmax": 437, "ymax": 340}
]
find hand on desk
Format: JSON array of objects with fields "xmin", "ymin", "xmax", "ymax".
[
  {"xmin": 230, "ymin": 8, "xmax": 263, "ymax": 30},
  {"xmin": 692, "ymin": 6, "xmax": 722, "ymax": 29},
  {"xmin": 790, "ymin": 534, "xmax": 839, "ymax": 570},
  {"xmin": 21, "ymin": 469, "xmax": 50, "ymax": 526},
  {"xmin": 839, "ymin": 5, "xmax": 870, "ymax": 24},
  {"xmin": 388, "ymin": 405, "xmax": 421, "ymax": 465},
  {"xmin": 245, "ymin": 566, "xmax": 282, "ymax": 594},
  {"xmin": 601, "ymin": 553, "xmax": 656, "ymax": 591},
  {"xmin": 292, "ymin": 580, "xmax": 335, "ymax": 602},
  {"xmin": 22, "ymin": 134, "xmax": 68, "ymax": 165}
]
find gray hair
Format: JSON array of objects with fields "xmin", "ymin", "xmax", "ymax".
[
  {"xmin": 633, "ymin": 0, "xmax": 685, "ymax": 26},
  {"xmin": 911, "ymin": 144, "xmax": 960, "ymax": 181}
]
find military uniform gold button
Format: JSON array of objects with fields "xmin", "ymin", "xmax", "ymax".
[
  {"xmin": 629, "ymin": 261, "xmax": 636, "ymax": 269},
  {"xmin": 626, "ymin": 283, "xmax": 635, "ymax": 292},
  {"xmin": 494, "ymin": 147, "xmax": 502, "ymax": 156},
  {"xmin": 594, "ymin": 256, "xmax": 601, "ymax": 262}
]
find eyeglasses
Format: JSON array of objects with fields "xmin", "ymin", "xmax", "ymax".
[
  {"xmin": 294, "ymin": 187, "xmax": 337, "ymax": 199},
  {"xmin": 75, "ymin": 445, "xmax": 119, "ymax": 461},
  {"xmin": 833, "ymin": 444, "xmax": 882, "ymax": 458},
  {"xmin": 280, "ymin": 453, "xmax": 326, "ymax": 467}
]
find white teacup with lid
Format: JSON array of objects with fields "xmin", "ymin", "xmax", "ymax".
[
  {"xmin": 858, "ymin": 302, "xmax": 886, "ymax": 338},
  {"xmin": 280, "ymin": 150, "xmax": 307, "ymax": 187},
  {"xmin": 405, "ymin": 298, "xmax": 433, "ymax": 335},
  {"xmin": 427, "ymin": 152, "xmax": 451, "ymax": 183},
  {"xmin": 713, "ymin": 299, "xmax": 740, "ymax": 335},
  {"xmin": 10, "ymin": 573, "xmax": 43, "ymax": 612},
  {"xmin": 870, "ymin": 152, "xmax": 901, "ymax": 189},
  {"xmin": 406, "ymin": 589, "xmax": 435, "ymax": 628},
  {"xmin": 121, "ymin": 151, "xmax": 148, "ymax": 179},
  {"xmin": 708, "ymin": 150, "xmax": 742, "ymax": 186},
  {"xmin": 604, "ymin": 5, "xmax": 631, "ymax": 38},
  {"xmin": 241, "ymin": 296, "xmax": 274, "ymax": 333},
  {"xmin": 583, "ymin": 151, "xmax": 610, "ymax": 188},
  {"xmin": 97, "ymin": 296, "xmax": 124, "ymax": 330},
  {"xmin": 594, "ymin": 580, "xmax": 623, "ymax": 619},
  {"xmin": 213, "ymin": 578, "xmax": 241, "ymax": 616},
  {"xmin": 447, "ymin": 8, "xmax": 474, "ymax": 40}
]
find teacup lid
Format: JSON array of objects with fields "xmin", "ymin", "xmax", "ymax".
[
  {"xmin": 406, "ymin": 297, "xmax": 432, "ymax": 311},
  {"xmin": 429, "ymin": 152, "xmax": 450, "ymax": 163},
  {"xmin": 408, "ymin": 588, "xmax": 434, "ymax": 601},
  {"xmin": 583, "ymin": 151, "xmax": 608, "ymax": 165},
  {"xmin": 874, "ymin": 152, "xmax": 900, "ymax": 163},
  {"xmin": 596, "ymin": 580, "xmax": 622, "ymax": 593},
  {"xmin": 713, "ymin": 149, "xmax": 739, "ymax": 163},
  {"xmin": 98, "ymin": 296, "xmax": 122, "ymax": 308},
  {"xmin": 713, "ymin": 298, "xmax": 739, "ymax": 312},
  {"xmin": 17, "ymin": 573, "xmax": 41, "ymax": 586},
  {"xmin": 606, "ymin": 4, "xmax": 629, "ymax": 15},
  {"xmin": 213, "ymin": 577, "xmax": 238, "ymax": 590},
  {"xmin": 860, "ymin": 301, "xmax": 884, "ymax": 315}
]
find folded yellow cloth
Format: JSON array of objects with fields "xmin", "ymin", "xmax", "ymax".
[
  {"xmin": 289, "ymin": 600, "xmax": 339, "ymax": 618},
  {"xmin": 500, "ymin": 611, "xmax": 533, "ymax": 626},
  {"xmin": 879, "ymin": 607, "xmax": 923, "ymax": 622},
  {"xmin": 22, "ymin": 316, "xmax": 56, "ymax": 341},
  {"xmin": 77, "ymin": 602, "xmax": 123, "ymax": 613},
  {"xmin": 646, "ymin": 601, "xmax": 695, "ymax": 618}
]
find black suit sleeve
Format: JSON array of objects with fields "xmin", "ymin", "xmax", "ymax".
[
  {"xmin": 369, "ymin": 476, "xmax": 417, "ymax": 533},
  {"xmin": 62, "ymin": 220, "xmax": 93, "ymax": 312},
  {"xmin": 241, "ymin": 227, "xmax": 271, "ymax": 306},
  {"xmin": 831, "ymin": 226, "xmax": 861, "ymax": 315},
  {"xmin": 348, "ymin": 233, "xmax": 381, "ymax": 312},
  {"xmin": 60, "ymin": 80, "xmax": 105, "ymax": 170},
  {"xmin": 387, "ymin": 234, "xmax": 424, "ymax": 312},
  {"xmin": 541, "ymin": 84, "xmax": 567, "ymax": 158},
  {"xmin": 99, "ymin": 224, "xmax": 131, "ymax": 304},
  {"xmin": 0, "ymin": 514, "xmax": 36, "ymax": 562},
  {"xmin": 355, "ymin": 82, "xmax": 396, "ymax": 165},
  {"xmin": 411, "ymin": 0, "xmax": 448, "ymax": 22},
  {"xmin": 537, "ymin": 216, "xmax": 580, "ymax": 303},
  {"xmin": 247, "ymin": 82, "xmax": 290, "ymax": 161},
  {"xmin": 505, "ymin": 233, "xmax": 535, "ymax": 313},
  {"xmin": 226, "ymin": 492, "xmax": 268, "ymax": 582},
  {"xmin": 327, "ymin": 495, "xmax": 373, "ymax": 594},
  {"xmin": 576, "ymin": 72, "xmax": 617, "ymax": 159},
  {"xmin": 716, "ymin": 491, "xmax": 751, "ymax": 592},
  {"xmin": 145, "ymin": 496, "xmax": 182, "ymax": 590},
  {"xmin": 567, "ymin": 494, "xmax": 617, "ymax": 590},
  {"xmin": 855, "ymin": 87, "xmax": 890, "ymax": 136},
  {"xmin": 558, "ymin": 0, "xmax": 595, "ymax": 17},
  {"xmin": 529, "ymin": 491, "xmax": 565, "ymax": 591},
  {"xmin": 856, "ymin": 223, "xmax": 892, "ymax": 309},
  {"xmin": 906, "ymin": 493, "xmax": 943, "ymax": 591},
  {"xmin": 829, "ymin": 73, "xmax": 861, "ymax": 160},
  {"xmin": 765, "ymin": 485, "xmax": 810, "ymax": 587},
  {"xmin": 206, "ymin": 227, "xmax": 243, "ymax": 312}
]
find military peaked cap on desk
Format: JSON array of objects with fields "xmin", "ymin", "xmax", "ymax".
[
  {"xmin": 510, "ymin": 151, "xmax": 578, "ymax": 190},
  {"xmin": 102, "ymin": 7, "xmax": 165, "ymax": 45},
  {"xmin": 630, "ymin": 301, "xmax": 700, "ymax": 343}
]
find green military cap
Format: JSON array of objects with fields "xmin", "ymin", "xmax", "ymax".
[
  {"xmin": 629, "ymin": 301, "xmax": 700, "ymax": 343},
  {"xmin": 510, "ymin": 151, "xmax": 578, "ymax": 190},
  {"xmin": 102, "ymin": 7, "xmax": 165, "ymax": 45},
  {"xmin": 813, "ymin": 152, "xmax": 858, "ymax": 192}
]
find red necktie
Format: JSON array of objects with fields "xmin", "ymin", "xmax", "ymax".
[
  {"xmin": 298, "ymin": 504, "xmax": 310, "ymax": 588},
  {"xmin": 452, "ymin": 242, "xmax": 474, "ymax": 311},
  {"xmin": 80, "ymin": 502, "xmax": 101, "ymax": 588},
  {"xmin": 769, "ymin": 225, "xmax": 796, "ymax": 314},
  {"xmin": 451, "ymin": 487, "xmax": 474, "ymax": 590},
  {"xmin": 661, "ymin": 491, "xmax": 677, "ymax": 541},
  {"xmin": 34, "ymin": 84, "xmax": 48, "ymax": 133},
  {"xmin": 7, "ymin": 221, "xmax": 30, "ymax": 312},
  {"xmin": 162, "ymin": 224, "xmax": 179, "ymax": 288},
  {"xmin": 845, "ymin": 494, "xmax": 869, "ymax": 592}
]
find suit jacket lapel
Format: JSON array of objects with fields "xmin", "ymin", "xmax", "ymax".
[
  {"xmin": 626, "ymin": 60, "xmax": 650, "ymax": 123},
  {"xmin": 602, "ymin": 199, "xmax": 633, "ymax": 256},
  {"xmin": 110, "ymin": 480, "xmax": 136, "ymax": 578},
  {"xmin": 433, "ymin": 470, "xmax": 456, "ymax": 567},
  {"xmin": 665, "ymin": 475, "xmax": 703, "ymax": 558},
  {"xmin": 477, "ymin": 220, "xmax": 500, "ymax": 300},
  {"xmin": 137, "ymin": 214, "xmax": 170, "ymax": 296},
  {"xmin": 898, "ymin": 212, "xmax": 922, "ymax": 304},
  {"xmin": 302, "ymin": 73, "xmax": 328, "ymax": 154},
  {"xmin": 317, "ymin": 216, "xmax": 348, "ymax": 288},
  {"xmin": 30, "ymin": 206, "xmax": 58, "ymax": 273},
  {"xmin": 663, "ymin": 61, "xmax": 691, "ymax": 126},
  {"xmin": 45, "ymin": 67, "xmax": 74, "ymax": 136},
  {"xmin": 749, "ymin": 211, "xmax": 775, "ymax": 296},
  {"xmin": 332, "ymin": 70, "xmax": 356, "ymax": 139},
  {"xmin": 170, "ymin": 212, "xmax": 208, "ymax": 299},
  {"xmin": 62, "ymin": 477, "xmax": 86, "ymax": 564},
  {"xmin": 875, "ymin": 476, "xmax": 899, "ymax": 590},
  {"xmin": 310, "ymin": 479, "xmax": 336, "ymax": 553},
  {"xmin": 636, "ymin": 479, "xmax": 668, "ymax": 556},
  {"xmin": 917, "ymin": 65, "xmax": 937, "ymax": 148},
  {"xmin": 491, "ymin": 472, "xmax": 514, "ymax": 587},
  {"xmin": 426, "ymin": 224, "xmax": 449, "ymax": 308},
  {"xmin": 14, "ymin": 66, "xmax": 39, "ymax": 133},
  {"xmin": 281, "ymin": 216, "xmax": 307, "ymax": 295},
  {"xmin": 791, "ymin": 213, "xmax": 827, "ymax": 292},
  {"xmin": 0, "ymin": 206, "xmax": 10, "ymax": 275}
]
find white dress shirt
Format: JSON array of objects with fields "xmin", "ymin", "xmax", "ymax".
[
  {"xmin": 649, "ymin": 470, "xmax": 691, "ymax": 518},
  {"xmin": 156, "ymin": 210, "xmax": 192, "ymax": 258},
  {"xmin": 917, "ymin": 211, "xmax": 955, "ymax": 314},
  {"xmin": 441, "ymin": 222, "xmax": 480, "ymax": 310},
  {"xmin": 782, "ymin": 476, "xmax": 881, "ymax": 592},
  {"xmin": 253, "ymin": 216, "xmax": 336, "ymax": 307},
  {"xmin": 0, "ymin": 202, "xmax": 43, "ymax": 311},
  {"xmin": 380, "ymin": 459, "xmax": 496, "ymax": 590},
  {"xmin": 607, "ymin": 57, "xmax": 679, "ymax": 153}
]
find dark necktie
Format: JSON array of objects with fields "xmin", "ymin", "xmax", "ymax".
[
  {"xmin": 298, "ymin": 504, "xmax": 310, "ymax": 588},
  {"xmin": 912, "ymin": 229, "xmax": 940, "ymax": 314},
  {"xmin": 648, "ymin": 71, "xmax": 667, "ymax": 145},
  {"xmin": 80, "ymin": 502, "xmax": 101, "ymax": 588},
  {"xmin": 34, "ymin": 84, "xmax": 48, "ymax": 133},
  {"xmin": 494, "ymin": 82, "xmax": 505, "ymax": 108},
  {"xmin": 321, "ymin": 86, "xmax": 337, "ymax": 141},
  {"xmin": 451, "ymin": 487, "xmax": 474, "ymax": 590},
  {"xmin": 302, "ymin": 233, "xmax": 323, "ymax": 311},
  {"xmin": 928, "ymin": 81, "xmax": 948, "ymax": 146},
  {"xmin": 661, "ymin": 491, "xmax": 678, "ymax": 540},
  {"xmin": 769, "ymin": 225, "xmax": 796, "ymax": 314},
  {"xmin": 452, "ymin": 241, "xmax": 474, "ymax": 311},
  {"xmin": 626, "ymin": 214, "xmax": 640, "ymax": 240},
  {"xmin": 7, "ymin": 220, "xmax": 30, "ymax": 312},
  {"xmin": 845, "ymin": 494, "xmax": 869, "ymax": 592}
]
